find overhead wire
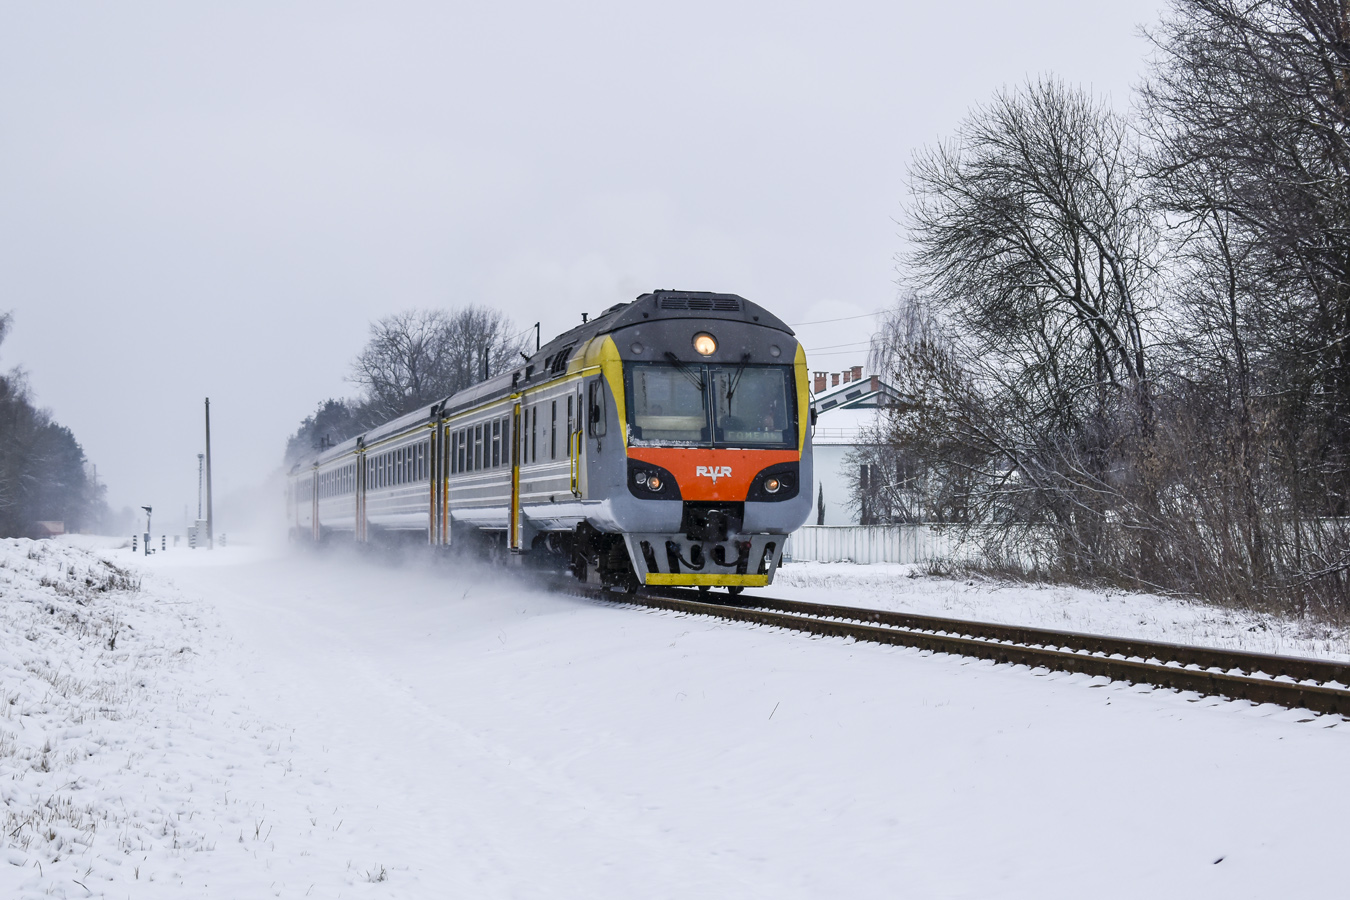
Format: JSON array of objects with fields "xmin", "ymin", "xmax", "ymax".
[
  {"xmin": 788, "ymin": 309, "xmax": 888, "ymax": 327},
  {"xmin": 806, "ymin": 347, "xmax": 876, "ymax": 358},
  {"xmin": 803, "ymin": 339, "xmax": 873, "ymax": 352}
]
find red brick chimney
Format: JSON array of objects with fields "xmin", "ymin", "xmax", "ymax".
[
  {"xmin": 813, "ymin": 372, "xmax": 827, "ymax": 393},
  {"xmin": 831, "ymin": 373, "xmax": 840, "ymax": 387},
  {"xmin": 851, "ymin": 365, "xmax": 863, "ymax": 381}
]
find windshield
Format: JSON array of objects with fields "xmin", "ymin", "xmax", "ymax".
[
  {"xmin": 626, "ymin": 362, "xmax": 796, "ymax": 448},
  {"xmin": 628, "ymin": 363, "xmax": 709, "ymax": 443},
  {"xmin": 711, "ymin": 366, "xmax": 794, "ymax": 446}
]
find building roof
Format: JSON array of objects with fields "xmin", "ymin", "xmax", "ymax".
[{"xmin": 809, "ymin": 367, "xmax": 899, "ymax": 446}]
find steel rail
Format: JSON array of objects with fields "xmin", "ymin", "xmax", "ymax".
[
  {"xmin": 567, "ymin": 583, "xmax": 1350, "ymax": 717},
  {"xmin": 650, "ymin": 587, "xmax": 1350, "ymax": 685}
]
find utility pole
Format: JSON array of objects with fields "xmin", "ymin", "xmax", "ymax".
[
  {"xmin": 197, "ymin": 453, "xmax": 204, "ymax": 519},
  {"xmin": 204, "ymin": 398, "xmax": 214, "ymax": 550}
]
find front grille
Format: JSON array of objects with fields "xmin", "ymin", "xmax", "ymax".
[{"xmin": 659, "ymin": 296, "xmax": 742, "ymax": 312}]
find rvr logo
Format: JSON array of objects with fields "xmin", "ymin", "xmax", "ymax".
[{"xmin": 695, "ymin": 465, "xmax": 733, "ymax": 483}]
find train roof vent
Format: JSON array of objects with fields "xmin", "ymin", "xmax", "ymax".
[
  {"xmin": 659, "ymin": 295, "xmax": 742, "ymax": 312},
  {"xmin": 549, "ymin": 346, "xmax": 574, "ymax": 374}
]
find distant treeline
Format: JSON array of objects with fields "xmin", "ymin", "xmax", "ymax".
[
  {"xmin": 855, "ymin": 0, "xmax": 1350, "ymax": 614},
  {"xmin": 0, "ymin": 313, "xmax": 114, "ymax": 537},
  {"xmin": 286, "ymin": 306, "xmax": 527, "ymax": 466}
]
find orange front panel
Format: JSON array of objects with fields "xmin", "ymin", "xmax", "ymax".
[{"xmin": 627, "ymin": 447, "xmax": 798, "ymax": 501}]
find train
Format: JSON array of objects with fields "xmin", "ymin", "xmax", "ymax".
[{"xmin": 285, "ymin": 290, "xmax": 814, "ymax": 591}]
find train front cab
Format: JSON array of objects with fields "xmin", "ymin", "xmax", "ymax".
[{"xmin": 587, "ymin": 316, "xmax": 813, "ymax": 589}]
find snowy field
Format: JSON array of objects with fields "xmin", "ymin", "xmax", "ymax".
[{"xmin": 2, "ymin": 538, "xmax": 1349, "ymax": 898}]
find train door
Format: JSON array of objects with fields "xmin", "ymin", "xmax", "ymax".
[
  {"xmin": 568, "ymin": 384, "xmax": 584, "ymax": 497},
  {"xmin": 356, "ymin": 446, "xmax": 367, "ymax": 543},
  {"xmin": 311, "ymin": 466, "xmax": 320, "ymax": 542},
  {"xmin": 574, "ymin": 383, "xmax": 586, "ymax": 497},
  {"xmin": 428, "ymin": 426, "xmax": 438, "ymax": 545},
  {"xmin": 586, "ymin": 376, "xmax": 607, "ymax": 494},
  {"xmin": 435, "ymin": 420, "xmax": 452, "ymax": 548},
  {"xmin": 509, "ymin": 401, "xmax": 522, "ymax": 551}
]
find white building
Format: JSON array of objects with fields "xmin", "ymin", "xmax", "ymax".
[{"xmin": 807, "ymin": 365, "xmax": 900, "ymax": 526}]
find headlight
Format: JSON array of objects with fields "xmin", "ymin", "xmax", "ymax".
[
  {"xmin": 627, "ymin": 461, "xmax": 681, "ymax": 500},
  {"xmin": 747, "ymin": 465, "xmax": 797, "ymax": 502},
  {"xmin": 692, "ymin": 332, "xmax": 717, "ymax": 356}
]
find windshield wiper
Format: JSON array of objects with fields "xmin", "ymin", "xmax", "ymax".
[
  {"xmin": 723, "ymin": 353, "xmax": 752, "ymax": 409},
  {"xmin": 663, "ymin": 351, "xmax": 706, "ymax": 391}
]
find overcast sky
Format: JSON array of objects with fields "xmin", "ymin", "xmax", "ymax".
[{"xmin": 0, "ymin": 0, "xmax": 1164, "ymax": 526}]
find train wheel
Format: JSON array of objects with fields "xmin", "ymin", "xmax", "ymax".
[
  {"xmin": 698, "ymin": 585, "xmax": 710, "ymax": 594},
  {"xmin": 726, "ymin": 586, "xmax": 744, "ymax": 596},
  {"xmin": 600, "ymin": 536, "xmax": 640, "ymax": 593}
]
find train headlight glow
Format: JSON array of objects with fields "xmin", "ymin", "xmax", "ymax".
[
  {"xmin": 647, "ymin": 474, "xmax": 663, "ymax": 491},
  {"xmin": 693, "ymin": 332, "xmax": 717, "ymax": 356},
  {"xmin": 765, "ymin": 477, "xmax": 781, "ymax": 493}
]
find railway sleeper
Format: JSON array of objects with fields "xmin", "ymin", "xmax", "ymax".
[{"xmin": 628, "ymin": 592, "xmax": 1350, "ymax": 717}]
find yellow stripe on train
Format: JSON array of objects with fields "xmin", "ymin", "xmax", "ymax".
[{"xmin": 644, "ymin": 573, "xmax": 770, "ymax": 587}]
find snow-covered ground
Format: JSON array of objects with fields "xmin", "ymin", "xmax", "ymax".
[
  {"xmin": 777, "ymin": 561, "xmax": 1350, "ymax": 662},
  {"xmin": 3, "ymin": 538, "xmax": 1349, "ymax": 898}
]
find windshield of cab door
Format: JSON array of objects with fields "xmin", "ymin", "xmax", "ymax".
[{"xmin": 625, "ymin": 362, "xmax": 796, "ymax": 448}]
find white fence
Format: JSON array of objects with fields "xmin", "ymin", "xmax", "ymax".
[{"xmin": 783, "ymin": 525, "xmax": 969, "ymax": 565}]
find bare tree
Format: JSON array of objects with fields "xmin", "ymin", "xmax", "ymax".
[
  {"xmin": 908, "ymin": 78, "xmax": 1156, "ymax": 431},
  {"xmin": 1144, "ymin": 0, "xmax": 1350, "ymax": 514},
  {"xmin": 884, "ymin": 79, "xmax": 1163, "ymax": 575},
  {"xmin": 857, "ymin": 6, "xmax": 1350, "ymax": 612},
  {"xmin": 349, "ymin": 306, "xmax": 527, "ymax": 422},
  {"xmin": 856, "ymin": 294, "xmax": 986, "ymax": 525},
  {"xmin": 440, "ymin": 306, "xmax": 527, "ymax": 396},
  {"xmin": 350, "ymin": 310, "xmax": 456, "ymax": 421},
  {"xmin": 1139, "ymin": 0, "xmax": 1350, "ymax": 608}
]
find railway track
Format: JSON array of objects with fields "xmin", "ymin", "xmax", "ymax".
[{"xmin": 570, "ymin": 583, "xmax": 1350, "ymax": 717}]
